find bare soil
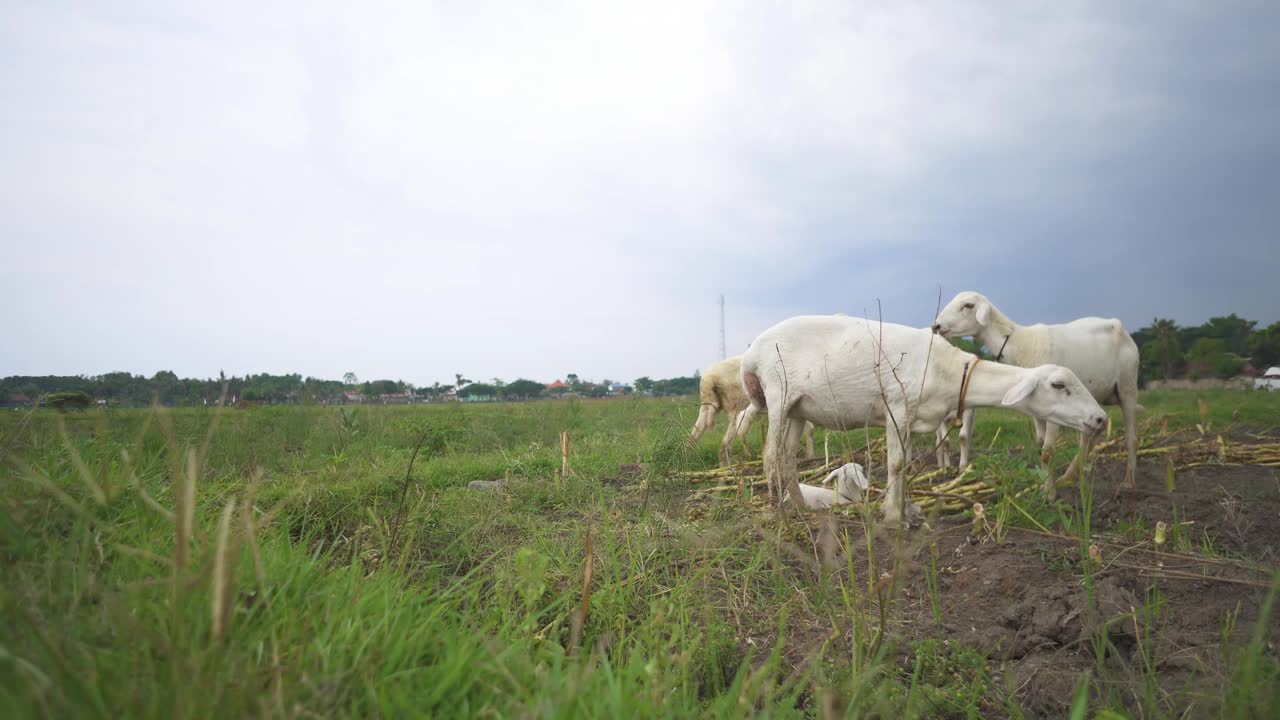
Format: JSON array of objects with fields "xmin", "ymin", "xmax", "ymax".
[{"xmin": 798, "ymin": 442, "xmax": 1280, "ymax": 717}]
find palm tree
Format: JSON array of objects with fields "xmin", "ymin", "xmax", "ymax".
[
  {"xmin": 1151, "ymin": 318, "xmax": 1180, "ymax": 379},
  {"xmin": 455, "ymin": 373, "xmax": 470, "ymax": 390},
  {"xmin": 343, "ymin": 372, "xmax": 358, "ymax": 386}
]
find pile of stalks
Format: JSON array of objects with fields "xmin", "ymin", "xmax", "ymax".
[
  {"xmin": 678, "ymin": 456, "xmax": 993, "ymax": 516},
  {"xmin": 1093, "ymin": 432, "xmax": 1280, "ymax": 469}
]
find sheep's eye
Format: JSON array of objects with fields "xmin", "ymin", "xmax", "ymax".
[
  {"xmin": 963, "ymin": 303, "xmax": 974, "ymax": 310},
  {"xmin": 1051, "ymin": 381, "xmax": 1066, "ymax": 390}
]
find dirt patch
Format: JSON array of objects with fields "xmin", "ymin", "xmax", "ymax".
[
  {"xmin": 1082, "ymin": 459, "xmax": 1280, "ymax": 563},
  {"xmin": 767, "ymin": 439, "xmax": 1280, "ymax": 718}
]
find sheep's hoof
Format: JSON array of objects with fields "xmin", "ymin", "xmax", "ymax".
[{"xmin": 879, "ymin": 502, "xmax": 924, "ymax": 528}]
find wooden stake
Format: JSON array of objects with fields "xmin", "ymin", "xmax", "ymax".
[
  {"xmin": 823, "ymin": 432, "xmax": 830, "ymax": 468},
  {"xmin": 560, "ymin": 431, "xmax": 572, "ymax": 477}
]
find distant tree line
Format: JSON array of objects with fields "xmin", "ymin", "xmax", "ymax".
[
  {"xmin": 0, "ymin": 371, "xmax": 356, "ymax": 407},
  {"xmin": 0, "ymin": 369, "xmax": 705, "ymax": 407},
  {"xmin": 24, "ymin": 314, "xmax": 1268, "ymax": 407},
  {"xmin": 1132, "ymin": 315, "xmax": 1279, "ymax": 383}
]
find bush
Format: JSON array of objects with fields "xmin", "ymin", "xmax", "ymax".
[
  {"xmin": 44, "ymin": 391, "xmax": 93, "ymax": 411},
  {"xmin": 1212, "ymin": 354, "xmax": 1246, "ymax": 380}
]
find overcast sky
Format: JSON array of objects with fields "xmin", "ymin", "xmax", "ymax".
[{"xmin": 3, "ymin": 1, "xmax": 1278, "ymax": 386}]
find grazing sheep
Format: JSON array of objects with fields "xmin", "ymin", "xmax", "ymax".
[
  {"xmin": 741, "ymin": 315, "xmax": 1107, "ymax": 524},
  {"xmin": 690, "ymin": 356, "xmax": 814, "ymax": 465},
  {"xmin": 932, "ymin": 291, "xmax": 1140, "ymax": 495}
]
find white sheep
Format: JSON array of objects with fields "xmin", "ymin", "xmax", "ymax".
[
  {"xmin": 784, "ymin": 462, "xmax": 869, "ymax": 509},
  {"xmin": 690, "ymin": 356, "xmax": 814, "ymax": 465},
  {"xmin": 932, "ymin": 291, "xmax": 1140, "ymax": 495},
  {"xmin": 741, "ymin": 315, "xmax": 1107, "ymax": 524}
]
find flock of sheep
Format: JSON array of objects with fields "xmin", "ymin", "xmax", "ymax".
[{"xmin": 690, "ymin": 291, "xmax": 1140, "ymax": 525}]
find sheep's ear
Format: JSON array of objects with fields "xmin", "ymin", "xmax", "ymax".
[
  {"xmin": 1001, "ymin": 374, "xmax": 1037, "ymax": 406},
  {"xmin": 975, "ymin": 302, "xmax": 991, "ymax": 327}
]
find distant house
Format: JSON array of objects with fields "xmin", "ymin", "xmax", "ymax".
[
  {"xmin": 8, "ymin": 393, "xmax": 31, "ymax": 406},
  {"xmin": 546, "ymin": 379, "xmax": 569, "ymax": 391},
  {"xmin": 342, "ymin": 390, "xmax": 365, "ymax": 404},
  {"xmin": 1257, "ymin": 367, "xmax": 1280, "ymax": 392},
  {"xmin": 379, "ymin": 391, "xmax": 414, "ymax": 405},
  {"xmin": 607, "ymin": 383, "xmax": 630, "ymax": 396}
]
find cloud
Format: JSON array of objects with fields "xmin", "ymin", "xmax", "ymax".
[{"xmin": 2, "ymin": 1, "xmax": 1278, "ymax": 384}]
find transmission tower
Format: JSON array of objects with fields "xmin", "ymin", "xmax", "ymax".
[{"xmin": 718, "ymin": 293, "xmax": 726, "ymax": 360}]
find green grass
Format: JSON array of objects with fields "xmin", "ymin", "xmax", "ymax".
[{"xmin": 1, "ymin": 390, "xmax": 1278, "ymax": 718}]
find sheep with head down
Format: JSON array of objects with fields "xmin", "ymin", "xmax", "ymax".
[
  {"xmin": 742, "ymin": 315, "xmax": 1107, "ymax": 524},
  {"xmin": 690, "ymin": 356, "xmax": 814, "ymax": 466}
]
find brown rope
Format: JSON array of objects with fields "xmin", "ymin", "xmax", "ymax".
[{"xmin": 952, "ymin": 358, "xmax": 981, "ymax": 429}]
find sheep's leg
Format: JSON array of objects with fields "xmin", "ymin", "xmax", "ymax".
[
  {"xmin": 802, "ymin": 422, "xmax": 815, "ymax": 459},
  {"xmin": 1041, "ymin": 422, "xmax": 1061, "ymax": 500},
  {"xmin": 935, "ymin": 425, "xmax": 951, "ymax": 468},
  {"xmin": 690, "ymin": 404, "xmax": 717, "ymax": 443},
  {"xmin": 958, "ymin": 408, "xmax": 975, "ymax": 469},
  {"xmin": 733, "ymin": 406, "xmax": 758, "ymax": 461},
  {"xmin": 719, "ymin": 413, "xmax": 740, "ymax": 467},
  {"xmin": 1121, "ymin": 386, "xmax": 1139, "ymax": 489},
  {"xmin": 882, "ymin": 423, "xmax": 908, "ymax": 525},
  {"xmin": 781, "ymin": 419, "xmax": 807, "ymax": 507},
  {"xmin": 763, "ymin": 410, "xmax": 786, "ymax": 504}
]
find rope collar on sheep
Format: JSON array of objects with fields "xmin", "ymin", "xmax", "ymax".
[
  {"xmin": 952, "ymin": 358, "xmax": 981, "ymax": 429},
  {"xmin": 994, "ymin": 334, "xmax": 1011, "ymax": 362}
]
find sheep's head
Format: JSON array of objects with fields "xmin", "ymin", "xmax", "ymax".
[
  {"xmin": 1000, "ymin": 365, "xmax": 1107, "ymax": 435},
  {"xmin": 932, "ymin": 291, "xmax": 993, "ymax": 338}
]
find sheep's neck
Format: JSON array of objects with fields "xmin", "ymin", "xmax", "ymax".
[
  {"xmin": 976, "ymin": 311, "xmax": 1019, "ymax": 363},
  {"xmin": 958, "ymin": 361, "xmax": 1028, "ymax": 410}
]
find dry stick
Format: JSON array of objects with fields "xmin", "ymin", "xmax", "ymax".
[
  {"xmin": 1129, "ymin": 566, "xmax": 1272, "ymax": 589},
  {"xmin": 211, "ymin": 496, "xmax": 238, "ymax": 641},
  {"xmin": 561, "ymin": 431, "xmax": 572, "ymax": 478},
  {"xmin": 865, "ymin": 301, "xmax": 913, "ymax": 519},
  {"xmin": 1003, "ymin": 525, "xmax": 1273, "ymax": 574},
  {"xmin": 389, "ymin": 427, "xmax": 432, "ymax": 553},
  {"xmin": 568, "ymin": 527, "xmax": 594, "ymax": 656}
]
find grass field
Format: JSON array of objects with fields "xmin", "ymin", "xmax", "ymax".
[{"xmin": 2, "ymin": 389, "xmax": 1279, "ymax": 718}]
